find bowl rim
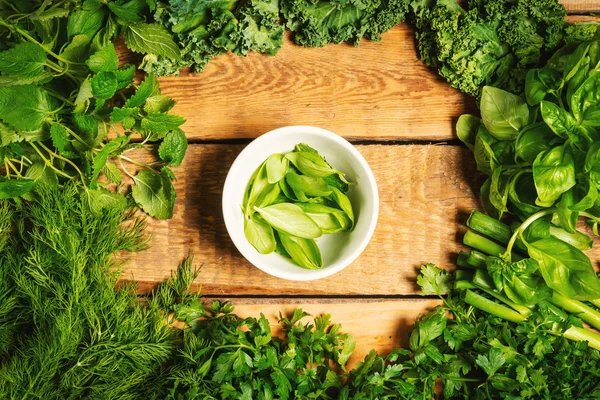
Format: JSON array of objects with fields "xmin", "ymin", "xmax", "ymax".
[{"xmin": 222, "ymin": 125, "xmax": 379, "ymax": 281}]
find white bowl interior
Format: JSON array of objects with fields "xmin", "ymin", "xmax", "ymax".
[{"xmin": 222, "ymin": 126, "xmax": 379, "ymax": 281}]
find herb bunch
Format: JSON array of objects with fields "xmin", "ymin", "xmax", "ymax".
[
  {"xmin": 0, "ymin": 0, "xmax": 188, "ymax": 218},
  {"xmin": 243, "ymin": 143, "xmax": 354, "ymax": 269}
]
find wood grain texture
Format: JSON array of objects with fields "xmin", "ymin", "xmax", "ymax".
[
  {"xmin": 221, "ymin": 298, "xmax": 442, "ymax": 369},
  {"xmin": 563, "ymin": 0, "xmax": 600, "ymax": 12}
]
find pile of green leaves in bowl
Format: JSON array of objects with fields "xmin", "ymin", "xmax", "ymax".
[{"xmin": 242, "ymin": 143, "xmax": 355, "ymax": 269}]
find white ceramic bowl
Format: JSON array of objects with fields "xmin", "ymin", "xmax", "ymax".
[{"xmin": 222, "ymin": 126, "xmax": 379, "ymax": 281}]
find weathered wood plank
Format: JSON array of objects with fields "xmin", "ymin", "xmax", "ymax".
[
  {"xmin": 564, "ymin": 0, "xmax": 600, "ymax": 12},
  {"xmin": 220, "ymin": 298, "xmax": 442, "ymax": 369}
]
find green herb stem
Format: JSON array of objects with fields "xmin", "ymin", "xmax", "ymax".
[
  {"xmin": 591, "ymin": 299, "xmax": 600, "ymax": 309},
  {"xmin": 29, "ymin": 142, "xmax": 77, "ymax": 181},
  {"xmin": 38, "ymin": 142, "xmax": 86, "ymax": 184},
  {"xmin": 457, "ymin": 250, "xmax": 471, "ymax": 268},
  {"xmin": 550, "ymin": 292, "xmax": 600, "ymax": 331},
  {"xmin": 501, "ymin": 209, "xmax": 555, "ymax": 260},
  {"xmin": 468, "ymin": 250, "xmax": 487, "ymax": 269},
  {"xmin": 463, "ymin": 289, "xmax": 527, "ymax": 323},
  {"xmin": 463, "ymin": 231, "xmax": 522, "ymax": 261},
  {"xmin": 562, "ymin": 326, "xmax": 600, "ymax": 351}
]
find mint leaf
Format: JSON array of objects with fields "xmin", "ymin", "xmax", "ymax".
[
  {"xmin": 0, "ymin": 85, "xmax": 51, "ymax": 131},
  {"xmin": 67, "ymin": 3, "xmax": 106, "ymax": 39},
  {"xmin": 115, "ymin": 65, "xmax": 135, "ymax": 89},
  {"xmin": 141, "ymin": 113, "xmax": 186, "ymax": 136},
  {"xmin": 158, "ymin": 128, "xmax": 187, "ymax": 167},
  {"xmin": 108, "ymin": 0, "xmax": 147, "ymax": 24},
  {"xmin": 131, "ymin": 168, "xmax": 175, "ymax": 219},
  {"xmin": 0, "ymin": 43, "xmax": 47, "ymax": 79},
  {"xmin": 85, "ymin": 187, "xmax": 127, "ymax": 215},
  {"xmin": 91, "ymin": 136, "xmax": 129, "ymax": 188},
  {"xmin": 125, "ymin": 74, "xmax": 158, "ymax": 108},
  {"xmin": 124, "ymin": 23, "xmax": 181, "ymax": 60},
  {"xmin": 476, "ymin": 348, "xmax": 506, "ymax": 376},
  {"xmin": 0, "ymin": 179, "xmax": 36, "ymax": 199},
  {"xmin": 110, "ymin": 107, "xmax": 139, "ymax": 124},
  {"xmin": 60, "ymin": 34, "xmax": 92, "ymax": 63},
  {"xmin": 86, "ymin": 42, "xmax": 118, "ymax": 72},
  {"xmin": 103, "ymin": 163, "xmax": 123, "ymax": 185},
  {"xmin": 91, "ymin": 71, "xmax": 118, "ymax": 99},
  {"xmin": 144, "ymin": 95, "xmax": 176, "ymax": 114},
  {"xmin": 417, "ymin": 263, "xmax": 452, "ymax": 295},
  {"xmin": 74, "ymin": 78, "xmax": 93, "ymax": 113},
  {"xmin": 50, "ymin": 124, "xmax": 69, "ymax": 154}
]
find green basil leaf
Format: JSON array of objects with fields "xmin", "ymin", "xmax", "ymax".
[
  {"xmin": 504, "ymin": 272, "xmax": 552, "ymax": 307},
  {"xmin": 254, "ymin": 203, "xmax": 322, "ymax": 239},
  {"xmin": 296, "ymin": 203, "xmax": 350, "ymax": 233},
  {"xmin": 278, "ymin": 233, "xmax": 322, "ymax": 270},
  {"xmin": 514, "ymin": 122, "xmax": 555, "ymax": 165},
  {"xmin": 540, "ymin": 101, "xmax": 582, "ymax": 145},
  {"xmin": 480, "ymin": 86, "xmax": 529, "ymax": 141},
  {"xmin": 456, "ymin": 114, "xmax": 481, "ymax": 151},
  {"xmin": 508, "ymin": 171, "xmax": 542, "ymax": 218},
  {"xmin": 556, "ymin": 190, "xmax": 578, "ymax": 234},
  {"xmin": 489, "ymin": 168, "xmax": 509, "ymax": 216},
  {"xmin": 244, "ymin": 215, "xmax": 276, "ymax": 254},
  {"xmin": 285, "ymin": 170, "xmax": 332, "ymax": 197},
  {"xmin": 563, "ymin": 42, "xmax": 590, "ymax": 83},
  {"xmin": 533, "ymin": 145, "xmax": 576, "ymax": 207},
  {"xmin": 328, "ymin": 187, "xmax": 354, "ymax": 229},
  {"xmin": 570, "ymin": 72, "xmax": 600, "ymax": 126},
  {"xmin": 285, "ymin": 151, "xmax": 344, "ymax": 179},
  {"xmin": 526, "ymin": 237, "xmax": 600, "ymax": 300},
  {"xmin": 265, "ymin": 153, "xmax": 288, "ymax": 184},
  {"xmin": 244, "ymin": 162, "xmax": 273, "ymax": 215},
  {"xmin": 473, "ymin": 125, "xmax": 499, "ymax": 176},
  {"xmin": 255, "ymin": 181, "xmax": 281, "ymax": 208}
]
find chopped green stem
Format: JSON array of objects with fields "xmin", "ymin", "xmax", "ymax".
[
  {"xmin": 467, "ymin": 211, "xmax": 526, "ymax": 251},
  {"xmin": 562, "ymin": 326, "xmax": 600, "ymax": 351},
  {"xmin": 455, "ymin": 270, "xmax": 473, "ymax": 281},
  {"xmin": 464, "ymin": 231, "xmax": 521, "ymax": 260},
  {"xmin": 457, "ymin": 250, "xmax": 471, "ymax": 268},
  {"xmin": 502, "ymin": 209, "xmax": 555, "ymax": 260},
  {"xmin": 463, "ymin": 289, "xmax": 527, "ymax": 323},
  {"xmin": 550, "ymin": 292, "xmax": 600, "ymax": 331},
  {"xmin": 591, "ymin": 299, "xmax": 600, "ymax": 309},
  {"xmin": 472, "ymin": 269, "xmax": 495, "ymax": 291},
  {"xmin": 467, "ymin": 276, "xmax": 532, "ymax": 317},
  {"xmin": 455, "ymin": 280, "xmax": 476, "ymax": 290},
  {"xmin": 467, "ymin": 250, "xmax": 487, "ymax": 269}
]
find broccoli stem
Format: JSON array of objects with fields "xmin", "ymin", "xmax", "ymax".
[
  {"xmin": 463, "ymin": 289, "xmax": 527, "ymax": 323},
  {"xmin": 550, "ymin": 292, "xmax": 600, "ymax": 331}
]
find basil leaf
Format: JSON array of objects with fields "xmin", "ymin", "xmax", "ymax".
[
  {"xmin": 514, "ymin": 122, "xmax": 555, "ymax": 165},
  {"xmin": 480, "ymin": 86, "xmax": 529, "ymax": 141},
  {"xmin": 243, "ymin": 161, "xmax": 270, "ymax": 215},
  {"xmin": 489, "ymin": 168, "xmax": 509, "ymax": 216},
  {"xmin": 570, "ymin": 72, "xmax": 600, "ymax": 125},
  {"xmin": 278, "ymin": 233, "xmax": 322, "ymax": 270},
  {"xmin": 328, "ymin": 187, "xmax": 355, "ymax": 229},
  {"xmin": 244, "ymin": 215, "xmax": 276, "ymax": 254},
  {"xmin": 296, "ymin": 203, "xmax": 350, "ymax": 233},
  {"xmin": 533, "ymin": 145, "xmax": 576, "ymax": 207},
  {"xmin": 265, "ymin": 153, "xmax": 288, "ymax": 184},
  {"xmin": 556, "ymin": 190, "xmax": 578, "ymax": 234},
  {"xmin": 508, "ymin": 171, "xmax": 542, "ymax": 218},
  {"xmin": 456, "ymin": 114, "xmax": 481, "ymax": 150},
  {"xmin": 285, "ymin": 170, "xmax": 332, "ymax": 197},
  {"xmin": 254, "ymin": 203, "xmax": 322, "ymax": 239},
  {"xmin": 526, "ymin": 237, "xmax": 600, "ymax": 300},
  {"xmin": 285, "ymin": 151, "xmax": 344, "ymax": 179}
]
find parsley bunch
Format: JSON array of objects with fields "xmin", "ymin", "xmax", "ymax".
[{"xmin": 0, "ymin": 0, "xmax": 187, "ymax": 218}]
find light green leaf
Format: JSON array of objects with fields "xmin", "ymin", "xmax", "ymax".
[
  {"xmin": 125, "ymin": 73, "xmax": 159, "ymax": 108},
  {"xmin": 132, "ymin": 168, "xmax": 175, "ymax": 219},
  {"xmin": 125, "ymin": 23, "xmax": 181, "ymax": 60},
  {"xmin": 254, "ymin": 203, "xmax": 322, "ymax": 239},
  {"xmin": 141, "ymin": 113, "xmax": 186, "ymax": 135},
  {"xmin": 244, "ymin": 215, "xmax": 276, "ymax": 254},
  {"xmin": 85, "ymin": 187, "xmax": 127, "ymax": 216},
  {"xmin": 265, "ymin": 153, "xmax": 288, "ymax": 184},
  {"xmin": 533, "ymin": 145, "xmax": 576, "ymax": 206},
  {"xmin": 67, "ymin": 3, "xmax": 106, "ymax": 39},
  {"xmin": 158, "ymin": 128, "xmax": 187, "ymax": 167},
  {"xmin": 278, "ymin": 233, "xmax": 322, "ymax": 269},
  {"xmin": 91, "ymin": 136, "xmax": 129, "ymax": 188},
  {"xmin": 50, "ymin": 124, "xmax": 69, "ymax": 154},
  {"xmin": 480, "ymin": 86, "xmax": 529, "ymax": 141},
  {"xmin": 296, "ymin": 203, "xmax": 350, "ymax": 233},
  {"xmin": 108, "ymin": 0, "xmax": 146, "ymax": 24},
  {"xmin": 0, "ymin": 42, "xmax": 47, "ymax": 79},
  {"xmin": 456, "ymin": 114, "xmax": 481, "ymax": 151},
  {"xmin": 86, "ymin": 42, "xmax": 119, "ymax": 72},
  {"xmin": 103, "ymin": 163, "xmax": 123, "ymax": 185},
  {"xmin": 285, "ymin": 170, "xmax": 332, "ymax": 197},
  {"xmin": 74, "ymin": 78, "xmax": 93, "ymax": 113},
  {"xmin": 144, "ymin": 95, "xmax": 176, "ymax": 114},
  {"xmin": 286, "ymin": 151, "xmax": 343, "ymax": 179},
  {"xmin": 329, "ymin": 187, "xmax": 355, "ymax": 229}
]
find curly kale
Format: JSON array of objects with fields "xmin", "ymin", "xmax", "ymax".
[
  {"xmin": 144, "ymin": 0, "xmax": 284, "ymax": 75},
  {"xmin": 410, "ymin": 0, "xmax": 600, "ymax": 97},
  {"xmin": 281, "ymin": 0, "xmax": 409, "ymax": 47}
]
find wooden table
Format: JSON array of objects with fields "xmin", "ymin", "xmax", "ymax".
[{"xmin": 124, "ymin": 1, "xmax": 600, "ymax": 368}]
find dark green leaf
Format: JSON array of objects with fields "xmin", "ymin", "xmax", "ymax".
[
  {"xmin": 131, "ymin": 168, "xmax": 176, "ymax": 219},
  {"xmin": 480, "ymin": 86, "xmax": 529, "ymax": 141},
  {"xmin": 91, "ymin": 71, "xmax": 118, "ymax": 99},
  {"xmin": 141, "ymin": 113, "xmax": 186, "ymax": 136},
  {"xmin": 0, "ymin": 179, "xmax": 35, "ymax": 199},
  {"xmin": 158, "ymin": 128, "xmax": 187, "ymax": 167},
  {"xmin": 0, "ymin": 85, "xmax": 51, "ymax": 131},
  {"xmin": 0, "ymin": 42, "xmax": 46, "ymax": 79}
]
